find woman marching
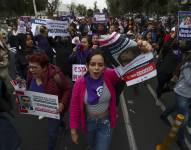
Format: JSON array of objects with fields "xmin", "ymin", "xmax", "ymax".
[
  {"xmin": 70, "ymin": 49, "xmax": 122, "ymax": 150},
  {"xmin": 173, "ymin": 51, "xmax": 191, "ymax": 150},
  {"xmin": 25, "ymin": 52, "xmax": 71, "ymax": 150}
]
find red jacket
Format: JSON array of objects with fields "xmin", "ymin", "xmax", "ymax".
[{"xmin": 27, "ymin": 64, "xmax": 71, "ymax": 111}]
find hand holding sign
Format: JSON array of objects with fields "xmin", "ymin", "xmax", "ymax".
[{"xmin": 137, "ymin": 40, "xmax": 153, "ymax": 53}]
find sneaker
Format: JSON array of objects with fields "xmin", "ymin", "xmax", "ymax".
[
  {"xmin": 38, "ymin": 116, "xmax": 44, "ymax": 120},
  {"xmin": 160, "ymin": 114, "xmax": 171, "ymax": 127}
]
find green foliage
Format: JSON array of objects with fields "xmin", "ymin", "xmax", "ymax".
[
  {"xmin": 87, "ymin": 9, "xmax": 94, "ymax": 17},
  {"xmin": 75, "ymin": 4, "xmax": 87, "ymax": 16},
  {"xmin": 0, "ymin": 0, "xmax": 48, "ymax": 16},
  {"xmin": 106, "ymin": 0, "xmax": 179, "ymax": 16}
]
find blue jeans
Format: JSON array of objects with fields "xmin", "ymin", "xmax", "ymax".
[
  {"xmin": 86, "ymin": 116, "xmax": 113, "ymax": 150},
  {"xmin": 48, "ymin": 115, "xmax": 64, "ymax": 150},
  {"xmin": 175, "ymin": 93, "xmax": 191, "ymax": 142}
]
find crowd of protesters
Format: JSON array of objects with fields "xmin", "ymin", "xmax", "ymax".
[{"xmin": 0, "ymin": 13, "xmax": 191, "ymax": 150}]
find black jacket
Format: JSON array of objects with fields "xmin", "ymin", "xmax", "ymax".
[{"xmin": 0, "ymin": 80, "xmax": 12, "ymax": 113}]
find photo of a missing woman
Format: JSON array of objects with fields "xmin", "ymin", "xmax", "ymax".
[{"xmin": 117, "ymin": 46, "xmax": 141, "ymax": 66}]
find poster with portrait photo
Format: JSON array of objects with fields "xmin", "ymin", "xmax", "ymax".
[
  {"xmin": 99, "ymin": 32, "xmax": 157, "ymax": 86},
  {"xmin": 16, "ymin": 91, "xmax": 60, "ymax": 119},
  {"xmin": 178, "ymin": 11, "xmax": 191, "ymax": 40},
  {"xmin": 18, "ymin": 95, "xmax": 34, "ymax": 114}
]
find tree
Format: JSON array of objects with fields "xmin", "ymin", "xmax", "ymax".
[
  {"xmin": 93, "ymin": 1, "xmax": 99, "ymax": 12},
  {"xmin": 106, "ymin": 0, "xmax": 179, "ymax": 16},
  {"xmin": 47, "ymin": 0, "xmax": 60, "ymax": 18},
  {"xmin": 93, "ymin": 1, "xmax": 98, "ymax": 11},
  {"xmin": 87, "ymin": 9, "xmax": 94, "ymax": 17},
  {"xmin": 67, "ymin": 2, "xmax": 77, "ymax": 12},
  {"xmin": 75, "ymin": 4, "xmax": 87, "ymax": 16},
  {"xmin": 0, "ymin": 0, "xmax": 49, "ymax": 16}
]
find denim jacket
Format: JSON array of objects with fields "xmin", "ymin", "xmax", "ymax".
[{"xmin": 174, "ymin": 62, "xmax": 191, "ymax": 98}]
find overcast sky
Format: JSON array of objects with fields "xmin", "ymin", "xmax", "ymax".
[{"xmin": 61, "ymin": 0, "xmax": 107, "ymax": 10}]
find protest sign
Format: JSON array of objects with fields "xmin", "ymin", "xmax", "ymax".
[
  {"xmin": 99, "ymin": 32, "xmax": 157, "ymax": 86},
  {"xmin": 178, "ymin": 11, "xmax": 191, "ymax": 40},
  {"xmin": 17, "ymin": 91, "xmax": 60, "ymax": 119},
  {"xmin": 72, "ymin": 64, "xmax": 87, "ymax": 81},
  {"xmin": 31, "ymin": 19, "xmax": 47, "ymax": 36},
  {"xmin": 47, "ymin": 20, "xmax": 69, "ymax": 37},
  {"xmin": 93, "ymin": 13, "xmax": 108, "ymax": 24},
  {"xmin": 17, "ymin": 20, "xmax": 26, "ymax": 34},
  {"xmin": 19, "ymin": 16, "xmax": 31, "ymax": 29}
]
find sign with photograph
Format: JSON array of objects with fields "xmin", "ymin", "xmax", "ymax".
[
  {"xmin": 31, "ymin": 19, "xmax": 47, "ymax": 36},
  {"xmin": 17, "ymin": 91, "xmax": 60, "ymax": 119},
  {"xmin": 178, "ymin": 11, "xmax": 191, "ymax": 40},
  {"xmin": 99, "ymin": 32, "xmax": 157, "ymax": 86}
]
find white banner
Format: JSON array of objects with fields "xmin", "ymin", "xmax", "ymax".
[
  {"xmin": 47, "ymin": 20, "xmax": 69, "ymax": 37},
  {"xmin": 100, "ymin": 33, "xmax": 157, "ymax": 86},
  {"xmin": 17, "ymin": 91, "xmax": 60, "ymax": 120}
]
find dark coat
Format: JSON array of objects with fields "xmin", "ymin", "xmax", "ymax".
[{"xmin": 0, "ymin": 80, "xmax": 12, "ymax": 113}]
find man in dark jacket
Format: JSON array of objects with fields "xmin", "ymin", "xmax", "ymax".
[{"xmin": 0, "ymin": 79, "xmax": 21, "ymax": 150}]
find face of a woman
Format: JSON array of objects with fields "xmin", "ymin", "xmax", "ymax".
[
  {"xmin": 26, "ymin": 35, "xmax": 33, "ymax": 48},
  {"xmin": 81, "ymin": 37, "xmax": 89, "ymax": 49},
  {"xmin": 185, "ymin": 17, "xmax": 191, "ymax": 25},
  {"xmin": 92, "ymin": 35, "xmax": 99, "ymax": 45},
  {"xmin": 109, "ymin": 25, "xmax": 115, "ymax": 34},
  {"xmin": 87, "ymin": 55, "xmax": 105, "ymax": 80},
  {"xmin": 28, "ymin": 62, "xmax": 45, "ymax": 78},
  {"xmin": 146, "ymin": 32, "xmax": 152, "ymax": 40}
]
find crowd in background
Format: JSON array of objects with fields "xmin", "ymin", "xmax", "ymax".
[{"xmin": 0, "ymin": 13, "xmax": 191, "ymax": 150}]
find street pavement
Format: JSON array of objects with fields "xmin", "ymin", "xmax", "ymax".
[{"xmin": 124, "ymin": 78, "xmax": 180, "ymax": 150}]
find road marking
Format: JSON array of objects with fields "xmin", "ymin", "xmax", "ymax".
[
  {"xmin": 146, "ymin": 83, "xmax": 191, "ymax": 149},
  {"xmin": 120, "ymin": 92, "xmax": 137, "ymax": 150}
]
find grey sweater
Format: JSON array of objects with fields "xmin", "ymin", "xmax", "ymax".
[{"xmin": 174, "ymin": 62, "xmax": 191, "ymax": 98}]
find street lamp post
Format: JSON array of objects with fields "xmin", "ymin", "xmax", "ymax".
[{"xmin": 33, "ymin": 0, "xmax": 37, "ymax": 17}]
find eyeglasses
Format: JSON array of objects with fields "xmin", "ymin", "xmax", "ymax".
[{"xmin": 28, "ymin": 65, "xmax": 40, "ymax": 70}]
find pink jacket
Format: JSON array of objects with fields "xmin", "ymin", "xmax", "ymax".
[{"xmin": 70, "ymin": 68, "xmax": 121, "ymax": 132}]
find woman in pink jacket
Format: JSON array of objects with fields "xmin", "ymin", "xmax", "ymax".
[{"xmin": 70, "ymin": 49, "xmax": 122, "ymax": 150}]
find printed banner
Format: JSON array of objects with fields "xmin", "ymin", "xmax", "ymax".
[
  {"xmin": 47, "ymin": 20, "xmax": 69, "ymax": 37},
  {"xmin": 178, "ymin": 11, "xmax": 191, "ymax": 40},
  {"xmin": 16, "ymin": 90, "xmax": 60, "ymax": 120},
  {"xmin": 122, "ymin": 61, "xmax": 157, "ymax": 86},
  {"xmin": 99, "ymin": 32, "xmax": 157, "ymax": 86},
  {"xmin": 93, "ymin": 13, "xmax": 108, "ymax": 23},
  {"xmin": 72, "ymin": 64, "xmax": 87, "ymax": 81}
]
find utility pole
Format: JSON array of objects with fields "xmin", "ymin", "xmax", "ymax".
[{"xmin": 33, "ymin": 0, "xmax": 37, "ymax": 17}]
